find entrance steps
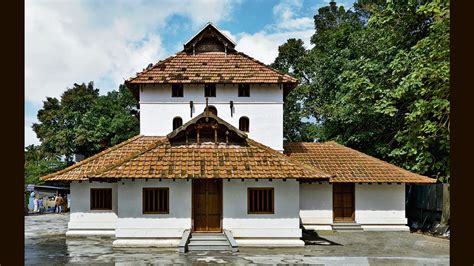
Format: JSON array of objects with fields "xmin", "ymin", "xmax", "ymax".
[
  {"xmin": 179, "ymin": 230, "xmax": 238, "ymax": 252},
  {"xmin": 332, "ymin": 222, "xmax": 363, "ymax": 231}
]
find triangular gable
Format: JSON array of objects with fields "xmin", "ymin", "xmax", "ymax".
[
  {"xmin": 183, "ymin": 22, "xmax": 236, "ymax": 53},
  {"xmin": 167, "ymin": 110, "xmax": 247, "ymax": 142}
]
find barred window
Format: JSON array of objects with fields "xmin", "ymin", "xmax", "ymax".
[
  {"xmin": 143, "ymin": 188, "xmax": 169, "ymax": 214},
  {"xmin": 204, "ymin": 84, "xmax": 216, "ymax": 97},
  {"xmin": 238, "ymin": 84, "xmax": 250, "ymax": 97},
  {"xmin": 248, "ymin": 188, "xmax": 274, "ymax": 214},
  {"xmin": 90, "ymin": 188, "xmax": 112, "ymax": 210},
  {"xmin": 172, "ymin": 84, "xmax": 184, "ymax": 97}
]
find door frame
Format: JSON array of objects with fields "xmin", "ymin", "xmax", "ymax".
[
  {"xmin": 332, "ymin": 183, "xmax": 355, "ymax": 222},
  {"xmin": 191, "ymin": 179, "xmax": 223, "ymax": 232}
]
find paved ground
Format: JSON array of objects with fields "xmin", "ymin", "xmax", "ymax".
[{"xmin": 25, "ymin": 213, "xmax": 450, "ymax": 265}]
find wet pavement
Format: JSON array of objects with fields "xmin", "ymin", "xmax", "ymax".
[{"xmin": 25, "ymin": 213, "xmax": 450, "ymax": 265}]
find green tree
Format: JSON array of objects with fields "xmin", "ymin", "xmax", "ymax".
[
  {"xmin": 274, "ymin": 0, "xmax": 449, "ymax": 181},
  {"xmin": 24, "ymin": 145, "xmax": 66, "ymax": 185},
  {"xmin": 33, "ymin": 82, "xmax": 139, "ymax": 162},
  {"xmin": 271, "ymin": 39, "xmax": 317, "ymax": 141}
]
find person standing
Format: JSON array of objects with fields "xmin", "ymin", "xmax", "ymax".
[
  {"xmin": 33, "ymin": 197, "xmax": 38, "ymax": 213},
  {"xmin": 38, "ymin": 197, "xmax": 44, "ymax": 214},
  {"xmin": 54, "ymin": 194, "xmax": 61, "ymax": 213},
  {"xmin": 58, "ymin": 194, "xmax": 64, "ymax": 213}
]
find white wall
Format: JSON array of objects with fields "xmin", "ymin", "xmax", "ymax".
[
  {"xmin": 223, "ymin": 179, "xmax": 301, "ymax": 239},
  {"xmin": 68, "ymin": 182, "xmax": 118, "ymax": 231},
  {"xmin": 299, "ymin": 182, "xmax": 333, "ymax": 230},
  {"xmin": 139, "ymin": 84, "xmax": 284, "ymax": 151},
  {"xmin": 355, "ymin": 184, "xmax": 407, "ymax": 226},
  {"xmin": 115, "ymin": 179, "xmax": 192, "ymax": 238}
]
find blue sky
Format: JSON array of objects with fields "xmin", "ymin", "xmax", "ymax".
[{"xmin": 25, "ymin": 0, "xmax": 355, "ymax": 146}]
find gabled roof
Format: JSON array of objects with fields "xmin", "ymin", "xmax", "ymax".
[
  {"xmin": 125, "ymin": 23, "xmax": 298, "ymax": 99},
  {"xmin": 167, "ymin": 110, "xmax": 247, "ymax": 140},
  {"xmin": 284, "ymin": 142, "xmax": 436, "ymax": 184},
  {"xmin": 94, "ymin": 138, "xmax": 331, "ymax": 180},
  {"xmin": 126, "ymin": 51, "xmax": 297, "ymax": 85},
  {"xmin": 183, "ymin": 22, "xmax": 236, "ymax": 51},
  {"xmin": 41, "ymin": 113, "xmax": 331, "ymax": 182}
]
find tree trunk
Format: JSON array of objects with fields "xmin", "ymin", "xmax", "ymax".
[{"xmin": 440, "ymin": 183, "xmax": 450, "ymax": 225}]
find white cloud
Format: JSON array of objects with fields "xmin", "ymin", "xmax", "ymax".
[
  {"xmin": 25, "ymin": 0, "xmax": 240, "ymax": 146},
  {"xmin": 235, "ymin": 29, "xmax": 313, "ymax": 65},
  {"xmin": 232, "ymin": 0, "xmax": 315, "ymax": 65},
  {"xmin": 25, "ymin": 0, "xmax": 240, "ymax": 104},
  {"xmin": 272, "ymin": 0, "xmax": 314, "ymax": 31}
]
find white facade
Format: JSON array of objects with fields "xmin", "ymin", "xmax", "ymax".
[
  {"xmin": 355, "ymin": 183, "xmax": 409, "ymax": 231},
  {"xmin": 67, "ymin": 181, "xmax": 410, "ymax": 241},
  {"xmin": 299, "ymin": 182, "xmax": 333, "ymax": 230},
  {"xmin": 113, "ymin": 179, "xmax": 191, "ymax": 247},
  {"xmin": 299, "ymin": 183, "xmax": 409, "ymax": 231},
  {"xmin": 67, "ymin": 182, "xmax": 118, "ymax": 236},
  {"xmin": 140, "ymin": 83, "xmax": 284, "ymax": 151},
  {"xmin": 223, "ymin": 179, "xmax": 304, "ymax": 246}
]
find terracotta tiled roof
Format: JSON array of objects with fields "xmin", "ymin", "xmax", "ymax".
[
  {"xmin": 40, "ymin": 136, "xmax": 165, "ymax": 181},
  {"xmin": 125, "ymin": 51, "xmax": 297, "ymax": 85},
  {"xmin": 41, "ymin": 136, "xmax": 331, "ymax": 181},
  {"xmin": 284, "ymin": 142, "xmax": 436, "ymax": 184}
]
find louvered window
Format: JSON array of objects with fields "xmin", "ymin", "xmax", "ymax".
[
  {"xmin": 172, "ymin": 84, "xmax": 183, "ymax": 97},
  {"xmin": 204, "ymin": 84, "xmax": 216, "ymax": 97},
  {"xmin": 238, "ymin": 84, "xmax": 250, "ymax": 97},
  {"xmin": 90, "ymin": 188, "xmax": 112, "ymax": 210},
  {"xmin": 248, "ymin": 188, "xmax": 274, "ymax": 214},
  {"xmin": 143, "ymin": 188, "xmax": 169, "ymax": 214}
]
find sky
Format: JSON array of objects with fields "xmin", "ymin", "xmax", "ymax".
[{"xmin": 25, "ymin": 0, "xmax": 355, "ymax": 147}]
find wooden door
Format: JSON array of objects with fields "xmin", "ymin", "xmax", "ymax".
[
  {"xmin": 192, "ymin": 179, "xmax": 222, "ymax": 232},
  {"xmin": 333, "ymin": 183, "xmax": 355, "ymax": 222}
]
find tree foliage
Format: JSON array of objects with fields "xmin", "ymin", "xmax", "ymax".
[
  {"xmin": 24, "ymin": 145, "xmax": 66, "ymax": 185},
  {"xmin": 273, "ymin": 0, "xmax": 450, "ymax": 181},
  {"xmin": 32, "ymin": 82, "xmax": 139, "ymax": 162},
  {"xmin": 271, "ymin": 39, "xmax": 318, "ymax": 142}
]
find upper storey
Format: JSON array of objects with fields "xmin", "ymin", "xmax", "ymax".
[{"xmin": 125, "ymin": 23, "xmax": 298, "ymax": 99}]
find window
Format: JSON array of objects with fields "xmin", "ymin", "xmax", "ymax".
[
  {"xmin": 248, "ymin": 188, "xmax": 274, "ymax": 214},
  {"xmin": 90, "ymin": 188, "xmax": 112, "ymax": 210},
  {"xmin": 143, "ymin": 188, "xmax": 169, "ymax": 214},
  {"xmin": 238, "ymin": 84, "xmax": 250, "ymax": 97},
  {"xmin": 172, "ymin": 84, "xmax": 183, "ymax": 97},
  {"xmin": 173, "ymin": 117, "xmax": 183, "ymax": 130},
  {"xmin": 204, "ymin": 84, "xmax": 216, "ymax": 97},
  {"xmin": 239, "ymin": 116, "xmax": 249, "ymax": 132}
]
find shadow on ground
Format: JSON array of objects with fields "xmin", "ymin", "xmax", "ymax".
[{"xmin": 302, "ymin": 229, "xmax": 342, "ymax": 246}]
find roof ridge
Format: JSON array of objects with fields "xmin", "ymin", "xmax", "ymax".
[
  {"xmin": 247, "ymin": 139, "xmax": 332, "ymax": 178},
  {"xmin": 95, "ymin": 137, "xmax": 168, "ymax": 178},
  {"xmin": 40, "ymin": 135, "xmax": 144, "ymax": 181},
  {"xmin": 236, "ymin": 52, "xmax": 298, "ymax": 83}
]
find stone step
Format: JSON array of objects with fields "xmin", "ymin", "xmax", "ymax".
[
  {"xmin": 190, "ymin": 236, "xmax": 227, "ymax": 241},
  {"xmin": 332, "ymin": 223, "xmax": 363, "ymax": 231},
  {"xmin": 188, "ymin": 245, "xmax": 232, "ymax": 251},
  {"xmin": 188, "ymin": 240, "xmax": 230, "ymax": 246},
  {"xmin": 191, "ymin": 233, "xmax": 224, "ymax": 236}
]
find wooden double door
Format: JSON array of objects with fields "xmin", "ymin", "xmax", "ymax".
[
  {"xmin": 192, "ymin": 179, "xmax": 222, "ymax": 232},
  {"xmin": 333, "ymin": 183, "xmax": 355, "ymax": 222}
]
